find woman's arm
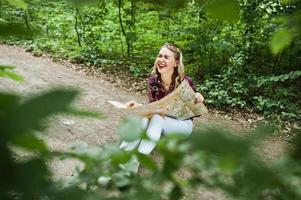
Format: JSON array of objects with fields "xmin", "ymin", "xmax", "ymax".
[
  {"xmin": 185, "ymin": 76, "xmax": 204, "ymax": 104},
  {"xmin": 147, "ymin": 76, "xmax": 157, "ymax": 103}
]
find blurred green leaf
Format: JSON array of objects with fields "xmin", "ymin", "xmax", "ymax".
[
  {"xmin": 290, "ymin": 128, "xmax": 301, "ymax": 160},
  {"xmin": 271, "ymin": 29, "xmax": 294, "ymax": 54},
  {"xmin": 0, "ymin": 93, "xmax": 19, "ymax": 112},
  {"xmin": 218, "ymin": 155, "xmax": 239, "ymax": 172},
  {"xmin": 107, "ymin": 146, "xmax": 131, "ymax": 164},
  {"xmin": 63, "ymin": 141, "xmax": 103, "ymax": 162},
  {"xmin": 206, "ymin": 0, "xmax": 240, "ymax": 23},
  {"xmin": 48, "ymin": 187, "xmax": 86, "ymax": 200},
  {"xmin": 11, "ymin": 133, "xmax": 49, "ymax": 154},
  {"xmin": 169, "ymin": 184, "xmax": 182, "ymax": 200},
  {"xmin": 5, "ymin": 89, "xmax": 79, "ymax": 136},
  {"xmin": 137, "ymin": 153, "xmax": 157, "ymax": 170},
  {"xmin": 14, "ymin": 159, "xmax": 50, "ymax": 198},
  {"xmin": 0, "ymin": 65, "xmax": 24, "ymax": 81},
  {"xmin": 231, "ymin": 162, "xmax": 281, "ymax": 198},
  {"xmin": 189, "ymin": 128, "xmax": 250, "ymax": 159},
  {"xmin": 245, "ymin": 123, "xmax": 276, "ymax": 143},
  {"xmin": 0, "ymin": 65, "xmax": 14, "ymax": 70},
  {"xmin": 112, "ymin": 171, "xmax": 132, "ymax": 187},
  {"xmin": 0, "ymin": 70, "xmax": 23, "ymax": 81},
  {"xmin": 117, "ymin": 116, "xmax": 144, "ymax": 142},
  {"xmin": 5, "ymin": 0, "xmax": 27, "ymax": 9},
  {"xmin": 65, "ymin": 108, "xmax": 104, "ymax": 119}
]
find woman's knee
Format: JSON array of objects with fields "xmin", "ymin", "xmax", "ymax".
[
  {"xmin": 163, "ymin": 119, "xmax": 193, "ymax": 136},
  {"xmin": 185, "ymin": 120, "xmax": 193, "ymax": 135},
  {"xmin": 151, "ymin": 114, "xmax": 164, "ymax": 122},
  {"xmin": 141, "ymin": 117, "xmax": 149, "ymax": 128},
  {"xmin": 146, "ymin": 114, "xmax": 164, "ymax": 141}
]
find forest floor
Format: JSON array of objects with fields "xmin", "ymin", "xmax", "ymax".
[{"xmin": 0, "ymin": 44, "xmax": 291, "ymax": 200}]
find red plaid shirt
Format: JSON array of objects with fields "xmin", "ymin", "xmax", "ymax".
[{"xmin": 147, "ymin": 74, "xmax": 197, "ymax": 103}]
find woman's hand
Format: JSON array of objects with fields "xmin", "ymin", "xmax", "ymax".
[
  {"xmin": 195, "ymin": 92, "xmax": 204, "ymax": 104},
  {"xmin": 126, "ymin": 100, "xmax": 142, "ymax": 108}
]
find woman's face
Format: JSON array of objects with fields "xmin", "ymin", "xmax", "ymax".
[{"xmin": 155, "ymin": 47, "xmax": 178, "ymax": 75}]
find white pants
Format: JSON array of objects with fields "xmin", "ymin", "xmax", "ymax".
[{"xmin": 120, "ymin": 114, "xmax": 193, "ymax": 155}]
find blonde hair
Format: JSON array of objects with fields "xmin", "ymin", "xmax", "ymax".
[{"xmin": 151, "ymin": 43, "xmax": 185, "ymax": 88}]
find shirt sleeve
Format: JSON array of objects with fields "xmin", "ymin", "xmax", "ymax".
[
  {"xmin": 185, "ymin": 76, "xmax": 197, "ymax": 92},
  {"xmin": 147, "ymin": 77, "xmax": 156, "ymax": 103}
]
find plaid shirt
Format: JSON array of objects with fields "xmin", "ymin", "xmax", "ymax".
[{"xmin": 147, "ymin": 74, "xmax": 197, "ymax": 103}]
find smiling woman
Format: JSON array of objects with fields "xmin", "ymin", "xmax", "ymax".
[
  {"xmin": 149, "ymin": 43, "xmax": 188, "ymax": 101},
  {"xmin": 120, "ymin": 43, "xmax": 205, "ymax": 173}
]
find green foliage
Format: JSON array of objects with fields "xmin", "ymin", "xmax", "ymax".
[
  {"xmin": 0, "ymin": 88, "xmax": 97, "ymax": 200},
  {"xmin": 1, "ymin": 63, "xmax": 301, "ymax": 200},
  {"xmin": 199, "ymin": 68, "xmax": 301, "ymax": 120},
  {"xmin": 0, "ymin": 65, "xmax": 24, "ymax": 81},
  {"xmin": 5, "ymin": 0, "xmax": 27, "ymax": 9},
  {"xmin": 257, "ymin": 70, "xmax": 301, "ymax": 86},
  {"xmin": 1, "ymin": 0, "xmax": 301, "ymax": 199},
  {"xmin": 117, "ymin": 116, "xmax": 144, "ymax": 141},
  {"xmin": 206, "ymin": 0, "xmax": 240, "ymax": 23},
  {"xmin": 1, "ymin": 86, "xmax": 301, "ymax": 199},
  {"xmin": 0, "ymin": 22, "xmax": 33, "ymax": 37},
  {"xmin": 271, "ymin": 29, "xmax": 294, "ymax": 54},
  {"xmin": 198, "ymin": 66, "xmax": 249, "ymax": 108},
  {"xmin": 0, "ymin": 0, "xmax": 300, "ymax": 121}
]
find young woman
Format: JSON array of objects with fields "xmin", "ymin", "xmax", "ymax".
[{"xmin": 120, "ymin": 43, "xmax": 204, "ymax": 171}]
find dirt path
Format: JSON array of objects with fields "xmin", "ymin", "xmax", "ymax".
[
  {"xmin": 0, "ymin": 44, "xmax": 288, "ymax": 199},
  {"xmin": 0, "ymin": 44, "xmax": 149, "ymax": 174}
]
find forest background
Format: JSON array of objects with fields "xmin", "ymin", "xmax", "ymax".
[
  {"xmin": 1, "ymin": 0, "xmax": 301, "ymax": 200},
  {"xmin": 1, "ymin": 0, "xmax": 300, "ymax": 121}
]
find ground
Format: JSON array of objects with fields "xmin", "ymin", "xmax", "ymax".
[{"xmin": 0, "ymin": 44, "xmax": 289, "ymax": 199}]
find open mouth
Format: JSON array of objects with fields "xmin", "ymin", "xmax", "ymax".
[{"xmin": 158, "ymin": 63, "xmax": 166, "ymax": 69}]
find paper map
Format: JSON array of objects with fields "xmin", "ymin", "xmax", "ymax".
[{"xmin": 108, "ymin": 80, "xmax": 208, "ymax": 120}]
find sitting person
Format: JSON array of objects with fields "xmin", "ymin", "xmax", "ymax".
[{"xmin": 120, "ymin": 43, "xmax": 204, "ymax": 172}]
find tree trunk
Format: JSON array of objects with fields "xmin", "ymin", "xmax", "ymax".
[
  {"xmin": 74, "ymin": 7, "xmax": 82, "ymax": 47},
  {"xmin": 46, "ymin": 14, "xmax": 49, "ymax": 37},
  {"xmin": 118, "ymin": 0, "xmax": 130, "ymax": 58},
  {"xmin": 0, "ymin": 0, "xmax": 2, "ymax": 17},
  {"xmin": 23, "ymin": 11, "xmax": 31, "ymax": 31},
  {"xmin": 157, "ymin": 11, "xmax": 160, "ymax": 35},
  {"xmin": 167, "ymin": 11, "xmax": 170, "ymax": 41},
  {"xmin": 129, "ymin": 0, "xmax": 136, "ymax": 59},
  {"xmin": 272, "ymin": 50, "xmax": 285, "ymax": 74}
]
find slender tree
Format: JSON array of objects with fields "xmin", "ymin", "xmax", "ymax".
[{"xmin": 74, "ymin": 7, "xmax": 82, "ymax": 47}]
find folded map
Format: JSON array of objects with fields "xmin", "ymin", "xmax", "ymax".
[{"xmin": 108, "ymin": 80, "xmax": 208, "ymax": 120}]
